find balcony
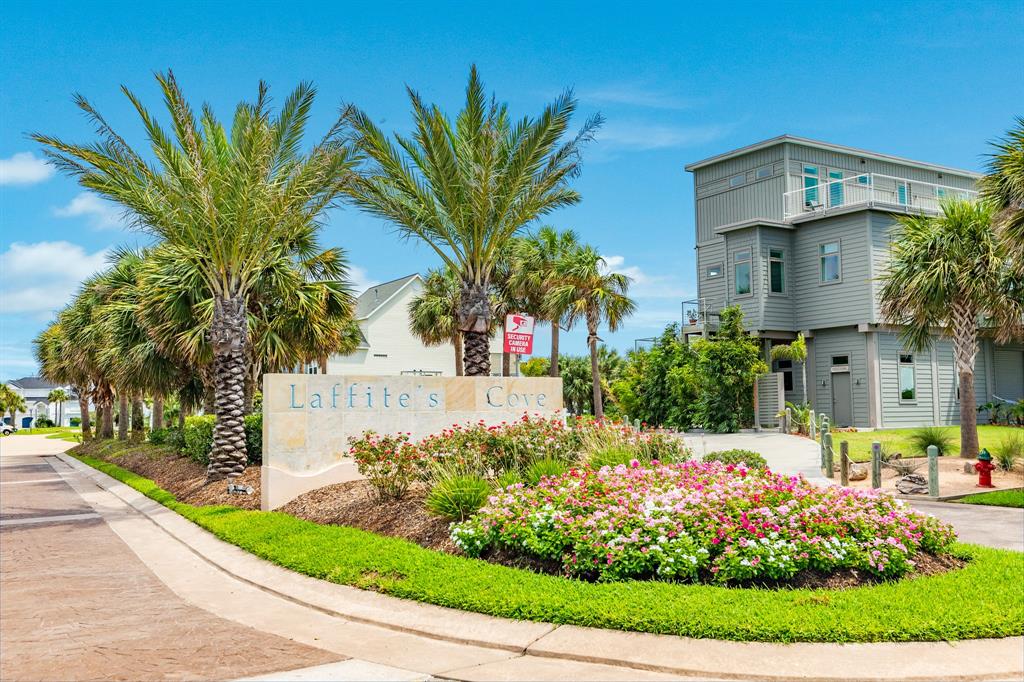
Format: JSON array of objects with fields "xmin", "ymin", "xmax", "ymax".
[{"xmin": 782, "ymin": 173, "xmax": 977, "ymax": 221}]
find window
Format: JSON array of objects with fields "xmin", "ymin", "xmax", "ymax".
[
  {"xmin": 820, "ymin": 241, "xmax": 841, "ymax": 283},
  {"xmin": 828, "ymin": 170, "xmax": 844, "ymax": 207},
  {"xmin": 756, "ymin": 166, "xmax": 773, "ymax": 179},
  {"xmin": 769, "ymin": 248, "xmax": 785, "ymax": 293},
  {"xmin": 729, "ymin": 174, "xmax": 745, "ymax": 188},
  {"xmin": 803, "ymin": 166, "xmax": 819, "ymax": 207},
  {"xmin": 776, "ymin": 359, "xmax": 794, "ymax": 391},
  {"xmin": 706, "ymin": 263, "xmax": 722, "ymax": 278},
  {"xmin": 857, "ymin": 174, "xmax": 871, "ymax": 185},
  {"xmin": 897, "ymin": 180, "xmax": 909, "ymax": 205},
  {"xmin": 832, "ymin": 355, "xmax": 849, "ymax": 367},
  {"xmin": 898, "ymin": 353, "xmax": 916, "ymax": 401},
  {"xmin": 734, "ymin": 250, "xmax": 752, "ymax": 296}
]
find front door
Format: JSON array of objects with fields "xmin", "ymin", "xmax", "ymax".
[{"xmin": 831, "ymin": 372, "xmax": 853, "ymax": 427}]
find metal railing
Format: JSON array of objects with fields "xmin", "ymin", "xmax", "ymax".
[{"xmin": 782, "ymin": 173, "xmax": 977, "ymax": 220}]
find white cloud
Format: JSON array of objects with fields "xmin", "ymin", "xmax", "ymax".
[
  {"xmin": 579, "ymin": 84, "xmax": 697, "ymax": 111},
  {"xmin": 0, "ymin": 152, "xmax": 54, "ymax": 186},
  {"xmin": 595, "ymin": 122, "xmax": 731, "ymax": 152},
  {"xmin": 600, "ymin": 254, "xmax": 693, "ymax": 300},
  {"xmin": 348, "ymin": 265, "xmax": 380, "ymax": 294},
  {"xmin": 53, "ymin": 192, "xmax": 128, "ymax": 230},
  {"xmin": 0, "ymin": 241, "xmax": 110, "ymax": 318}
]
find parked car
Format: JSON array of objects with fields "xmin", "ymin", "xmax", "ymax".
[{"xmin": 1, "ymin": 424, "xmax": 18, "ymax": 436}]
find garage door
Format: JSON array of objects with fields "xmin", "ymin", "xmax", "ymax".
[{"xmin": 993, "ymin": 349, "xmax": 1024, "ymax": 402}]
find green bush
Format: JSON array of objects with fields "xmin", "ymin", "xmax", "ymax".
[
  {"xmin": 495, "ymin": 470, "xmax": 522, "ymax": 489},
  {"xmin": 908, "ymin": 426, "xmax": 955, "ymax": 456},
  {"xmin": 244, "ymin": 413, "xmax": 262, "ymax": 464},
  {"xmin": 148, "ymin": 427, "xmax": 171, "ymax": 445},
  {"xmin": 588, "ymin": 446, "xmax": 640, "ymax": 468},
  {"xmin": 70, "ymin": 417, "xmax": 81, "ymax": 427},
  {"xmin": 702, "ymin": 448, "xmax": 768, "ymax": 469},
  {"xmin": 34, "ymin": 417, "xmax": 55, "ymax": 428},
  {"xmin": 524, "ymin": 457, "xmax": 568, "ymax": 486},
  {"xmin": 425, "ymin": 474, "xmax": 492, "ymax": 521},
  {"xmin": 994, "ymin": 432, "xmax": 1023, "ymax": 472},
  {"xmin": 182, "ymin": 415, "xmax": 216, "ymax": 464}
]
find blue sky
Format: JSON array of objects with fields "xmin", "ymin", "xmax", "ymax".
[{"xmin": 2, "ymin": 1, "xmax": 1022, "ymax": 380}]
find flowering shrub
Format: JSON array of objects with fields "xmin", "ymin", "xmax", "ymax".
[
  {"xmin": 577, "ymin": 419, "xmax": 689, "ymax": 464},
  {"xmin": 452, "ymin": 461, "xmax": 956, "ymax": 583},
  {"xmin": 348, "ymin": 431, "xmax": 428, "ymax": 500},
  {"xmin": 702, "ymin": 448, "xmax": 767, "ymax": 469}
]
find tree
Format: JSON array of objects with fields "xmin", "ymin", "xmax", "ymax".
[
  {"xmin": 558, "ymin": 355, "xmax": 593, "ymax": 415},
  {"xmin": 769, "ymin": 332, "xmax": 808, "ymax": 403},
  {"xmin": 981, "ymin": 117, "xmax": 1024, "ymax": 276},
  {"xmin": 879, "ymin": 199, "xmax": 1021, "ymax": 458},
  {"xmin": 35, "ymin": 322, "xmax": 93, "ymax": 440},
  {"xmin": 409, "ymin": 268, "xmax": 464, "ymax": 376},
  {"xmin": 35, "ymin": 73, "xmax": 359, "ymax": 479},
  {"xmin": 343, "ymin": 66, "xmax": 601, "ymax": 376},
  {"xmin": 510, "ymin": 227, "xmax": 580, "ymax": 377},
  {"xmin": 612, "ymin": 325, "xmax": 696, "ymax": 428},
  {"xmin": 690, "ymin": 306, "xmax": 767, "ymax": 433},
  {"xmin": 47, "ymin": 388, "xmax": 69, "ymax": 427},
  {"xmin": 519, "ymin": 356, "xmax": 550, "ymax": 377},
  {"xmin": 0, "ymin": 385, "xmax": 26, "ymax": 427},
  {"xmin": 549, "ymin": 246, "xmax": 635, "ymax": 419}
]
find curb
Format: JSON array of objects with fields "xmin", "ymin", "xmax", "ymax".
[{"xmin": 58, "ymin": 452, "xmax": 1024, "ymax": 682}]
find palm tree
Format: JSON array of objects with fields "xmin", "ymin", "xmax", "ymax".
[
  {"xmin": 46, "ymin": 388, "xmax": 69, "ymax": 427},
  {"xmin": 981, "ymin": 117, "xmax": 1024, "ymax": 275},
  {"xmin": 549, "ymin": 246, "xmax": 635, "ymax": 419},
  {"xmin": 511, "ymin": 227, "xmax": 580, "ymax": 378},
  {"xmin": 409, "ymin": 268, "xmax": 464, "ymax": 375},
  {"xmin": 769, "ymin": 333, "xmax": 808, "ymax": 403},
  {"xmin": 343, "ymin": 66, "xmax": 601, "ymax": 376},
  {"xmin": 35, "ymin": 73, "xmax": 359, "ymax": 479},
  {"xmin": 879, "ymin": 199, "xmax": 1020, "ymax": 458},
  {"xmin": 35, "ymin": 322, "xmax": 93, "ymax": 440},
  {"xmin": 0, "ymin": 385, "xmax": 27, "ymax": 428},
  {"xmin": 60, "ymin": 274, "xmax": 116, "ymax": 438}
]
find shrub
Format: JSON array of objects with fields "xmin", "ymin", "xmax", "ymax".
[
  {"xmin": 994, "ymin": 432, "xmax": 1023, "ymax": 472},
  {"xmin": 182, "ymin": 415, "xmax": 216, "ymax": 464},
  {"xmin": 348, "ymin": 431, "xmax": 428, "ymax": 500},
  {"xmin": 453, "ymin": 461, "xmax": 957, "ymax": 583},
  {"xmin": 34, "ymin": 417, "xmax": 55, "ymax": 428},
  {"xmin": 702, "ymin": 449, "xmax": 768, "ymax": 469},
  {"xmin": 908, "ymin": 426, "xmax": 955, "ymax": 456},
  {"xmin": 244, "ymin": 413, "xmax": 262, "ymax": 464},
  {"xmin": 495, "ymin": 470, "xmax": 522, "ymax": 489},
  {"xmin": 148, "ymin": 427, "xmax": 171, "ymax": 445},
  {"xmin": 578, "ymin": 420, "xmax": 690, "ymax": 463},
  {"xmin": 70, "ymin": 417, "xmax": 81, "ymax": 427},
  {"xmin": 588, "ymin": 446, "xmax": 639, "ymax": 468},
  {"xmin": 425, "ymin": 474, "xmax": 492, "ymax": 521},
  {"xmin": 524, "ymin": 457, "xmax": 568, "ymax": 486}
]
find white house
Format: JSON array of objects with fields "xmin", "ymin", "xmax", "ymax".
[
  {"xmin": 3, "ymin": 377, "xmax": 82, "ymax": 428},
  {"xmin": 326, "ymin": 274, "xmax": 520, "ymax": 377}
]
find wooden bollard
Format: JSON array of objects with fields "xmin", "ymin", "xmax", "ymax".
[
  {"xmin": 808, "ymin": 410, "xmax": 816, "ymax": 439},
  {"xmin": 784, "ymin": 407, "xmax": 792, "ymax": 434},
  {"xmin": 871, "ymin": 441, "xmax": 882, "ymax": 489},
  {"xmin": 819, "ymin": 420, "xmax": 830, "ymax": 470},
  {"xmin": 840, "ymin": 441, "xmax": 850, "ymax": 486},
  {"xmin": 927, "ymin": 445, "xmax": 939, "ymax": 497},
  {"xmin": 823, "ymin": 432, "xmax": 834, "ymax": 478}
]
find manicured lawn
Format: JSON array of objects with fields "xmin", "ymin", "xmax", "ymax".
[
  {"xmin": 955, "ymin": 489, "xmax": 1024, "ymax": 509},
  {"xmin": 13, "ymin": 426, "xmax": 77, "ymax": 436},
  {"xmin": 71, "ymin": 451, "xmax": 1024, "ymax": 644},
  {"xmin": 827, "ymin": 425, "xmax": 1021, "ymax": 462}
]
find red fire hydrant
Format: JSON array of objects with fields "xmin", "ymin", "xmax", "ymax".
[{"xmin": 974, "ymin": 449, "xmax": 996, "ymax": 488}]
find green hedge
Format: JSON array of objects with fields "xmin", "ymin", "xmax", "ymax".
[
  {"xmin": 71, "ymin": 451, "xmax": 1024, "ymax": 644},
  {"xmin": 180, "ymin": 413, "xmax": 262, "ymax": 465}
]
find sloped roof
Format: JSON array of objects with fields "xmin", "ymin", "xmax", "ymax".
[
  {"xmin": 7, "ymin": 376, "xmax": 61, "ymax": 390},
  {"xmin": 354, "ymin": 274, "xmax": 419, "ymax": 319}
]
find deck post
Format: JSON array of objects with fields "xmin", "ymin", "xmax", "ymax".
[
  {"xmin": 927, "ymin": 445, "xmax": 939, "ymax": 498},
  {"xmin": 840, "ymin": 441, "xmax": 850, "ymax": 486},
  {"xmin": 871, "ymin": 441, "xmax": 882, "ymax": 489}
]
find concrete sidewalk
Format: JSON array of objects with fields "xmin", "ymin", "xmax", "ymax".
[{"xmin": 50, "ymin": 436, "xmax": 1024, "ymax": 682}]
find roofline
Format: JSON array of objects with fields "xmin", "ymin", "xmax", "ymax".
[
  {"xmin": 713, "ymin": 218, "xmax": 792, "ymax": 235},
  {"xmin": 684, "ymin": 135, "xmax": 981, "ymax": 178},
  {"xmin": 356, "ymin": 273, "xmax": 421, "ymax": 321}
]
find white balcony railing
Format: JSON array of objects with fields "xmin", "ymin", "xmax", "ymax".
[{"xmin": 782, "ymin": 173, "xmax": 977, "ymax": 220}]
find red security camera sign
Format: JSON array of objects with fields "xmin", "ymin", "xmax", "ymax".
[{"xmin": 503, "ymin": 313, "xmax": 535, "ymax": 354}]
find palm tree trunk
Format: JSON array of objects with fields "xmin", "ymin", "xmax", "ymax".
[
  {"xmin": 454, "ymin": 333, "xmax": 464, "ymax": 376},
  {"xmin": 178, "ymin": 406, "xmax": 186, "ymax": 429},
  {"xmin": 95, "ymin": 381, "xmax": 114, "ymax": 438},
  {"xmin": 801, "ymin": 361, "xmax": 808, "ymax": 405},
  {"xmin": 549, "ymin": 322, "xmax": 560, "ymax": 377},
  {"xmin": 588, "ymin": 314, "xmax": 603, "ymax": 419},
  {"xmin": 207, "ymin": 295, "xmax": 249, "ymax": 480},
  {"xmin": 77, "ymin": 389, "xmax": 92, "ymax": 441},
  {"xmin": 131, "ymin": 395, "xmax": 144, "ymax": 441},
  {"xmin": 152, "ymin": 393, "xmax": 164, "ymax": 430},
  {"xmin": 952, "ymin": 302, "xmax": 980, "ymax": 458},
  {"xmin": 502, "ymin": 351, "xmax": 511, "ymax": 377},
  {"xmin": 459, "ymin": 281, "xmax": 491, "ymax": 376},
  {"xmin": 117, "ymin": 393, "xmax": 129, "ymax": 440}
]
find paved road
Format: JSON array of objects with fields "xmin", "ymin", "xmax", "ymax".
[{"xmin": 0, "ymin": 436, "xmax": 344, "ymax": 682}]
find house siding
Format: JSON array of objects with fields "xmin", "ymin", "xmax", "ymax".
[
  {"xmin": 793, "ymin": 212, "xmax": 873, "ymax": 330},
  {"xmin": 877, "ymin": 332, "xmax": 936, "ymax": 428},
  {"xmin": 811, "ymin": 327, "xmax": 869, "ymax": 427},
  {"xmin": 696, "ymin": 175, "xmax": 787, "ymax": 243},
  {"xmin": 759, "ymin": 228, "xmax": 795, "ymax": 331},
  {"xmin": 993, "ymin": 343, "xmax": 1024, "ymax": 402},
  {"xmin": 724, "ymin": 229, "xmax": 760, "ymax": 328},
  {"xmin": 696, "ymin": 238, "xmax": 728, "ymax": 314}
]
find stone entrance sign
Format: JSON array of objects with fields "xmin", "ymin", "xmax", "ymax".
[{"xmin": 261, "ymin": 374, "xmax": 563, "ymax": 510}]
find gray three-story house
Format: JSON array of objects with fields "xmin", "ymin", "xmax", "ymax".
[{"xmin": 684, "ymin": 135, "xmax": 1023, "ymax": 428}]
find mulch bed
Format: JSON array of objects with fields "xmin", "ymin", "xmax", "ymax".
[{"xmin": 85, "ymin": 445, "xmax": 967, "ymax": 589}]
